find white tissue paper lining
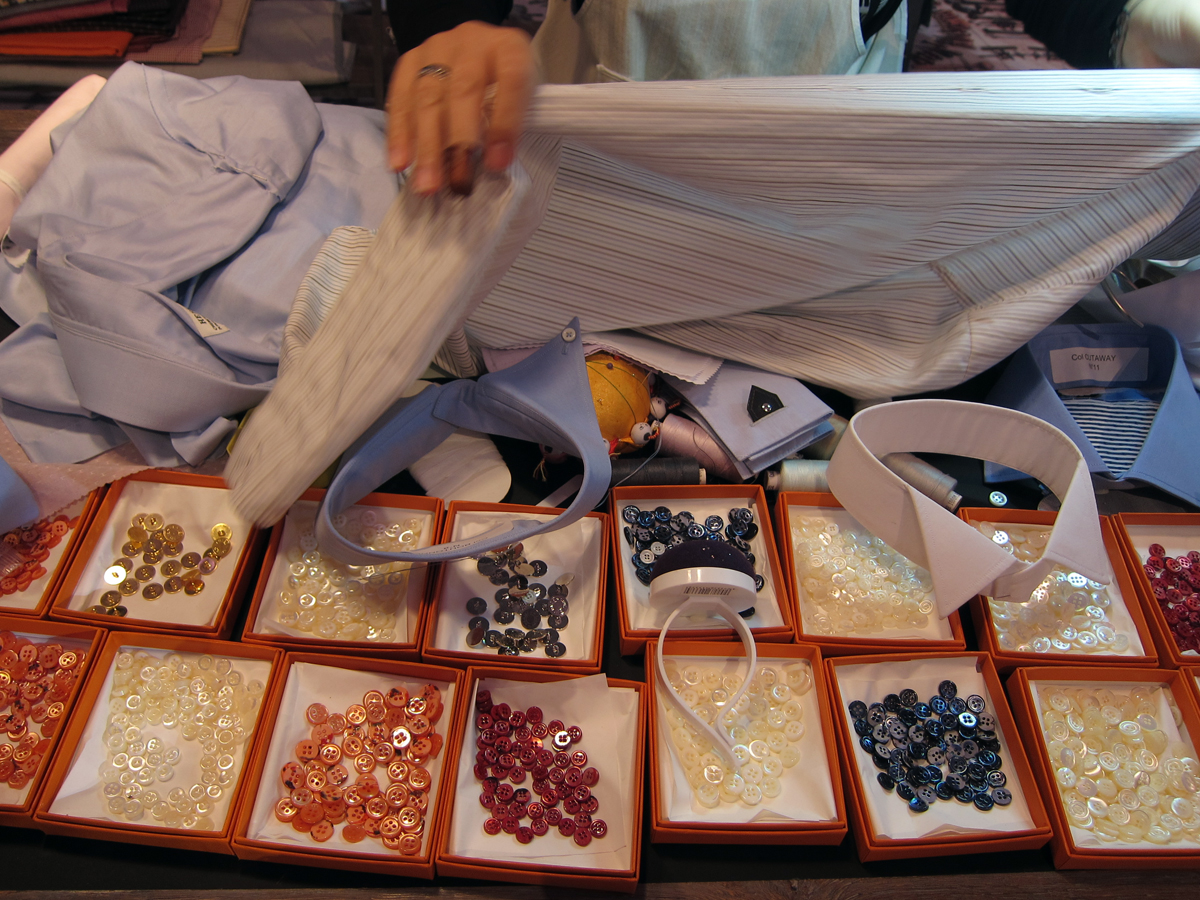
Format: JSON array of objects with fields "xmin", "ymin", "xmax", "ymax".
[
  {"xmin": 834, "ymin": 656, "xmax": 1036, "ymax": 841},
  {"xmin": 0, "ymin": 498, "xmax": 86, "ymax": 612},
  {"xmin": 976, "ymin": 518, "xmax": 1144, "ymax": 658},
  {"xmin": 0, "ymin": 627, "xmax": 93, "ymax": 807},
  {"xmin": 1124, "ymin": 523, "xmax": 1200, "ymax": 657},
  {"xmin": 786, "ymin": 504, "xmax": 954, "ymax": 641},
  {"xmin": 432, "ymin": 511, "xmax": 603, "ymax": 662},
  {"xmin": 67, "ymin": 482, "xmax": 251, "ymax": 627},
  {"xmin": 617, "ymin": 496, "xmax": 784, "ymax": 632},
  {"xmin": 251, "ymin": 500, "xmax": 435, "ymax": 645},
  {"xmin": 1029, "ymin": 677, "xmax": 1200, "ymax": 851},
  {"xmin": 48, "ymin": 645, "xmax": 272, "ymax": 829},
  {"xmin": 245, "ymin": 661, "xmax": 455, "ymax": 855},
  {"xmin": 655, "ymin": 654, "xmax": 837, "ymax": 825},
  {"xmin": 446, "ymin": 675, "xmax": 639, "ymax": 872}
]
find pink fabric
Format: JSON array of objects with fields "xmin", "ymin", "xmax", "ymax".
[
  {"xmin": 0, "ymin": 0, "xmax": 128, "ymax": 32},
  {"xmin": 126, "ymin": 0, "xmax": 220, "ymax": 63},
  {"xmin": 0, "ymin": 420, "xmax": 227, "ymax": 519}
]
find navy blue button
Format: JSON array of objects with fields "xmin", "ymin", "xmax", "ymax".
[
  {"xmin": 654, "ymin": 506, "xmax": 672, "ymax": 522},
  {"xmin": 637, "ymin": 511, "xmax": 655, "ymax": 527},
  {"xmin": 860, "ymin": 735, "xmax": 876, "ymax": 753},
  {"xmin": 938, "ymin": 680, "xmax": 957, "ymax": 700},
  {"xmin": 987, "ymin": 770, "xmax": 1006, "ymax": 788},
  {"xmin": 854, "ymin": 718, "xmax": 872, "ymax": 737},
  {"xmin": 927, "ymin": 746, "xmax": 946, "ymax": 766},
  {"xmin": 883, "ymin": 694, "xmax": 902, "ymax": 712},
  {"xmin": 916, "ymin": 785, "xmax": 938, "ymax": 804},
  {"xmin": 967, "ymin": 694, "xmax": 986, "ymax": 714},
  {"xmin": 899, "ymin": 689, "xmax": 919, "ymax": 708},
  {"xmin": 955, "ymin": 787, "xmax": 976, "ymax": 803},
  {"xmin": 991, "ymin": 788, "xmax": 1012, "ymax": 806},
  {"xmin": 924, "ymin": 765, "xmax": 942, "ymax": 784},
  {"xmin": 704, "ymin": 515, "xmax": 724, "ymax": 532},
  {"xmin": 873, "ymin": 743, "xmax": 892, "ymax": 761},
  {"xmin": 622, "ymin": 505, "xmax": 641, "ymax": 524},
  {"xmin": 877, "ymin": 773, "xmax": 895, "ymax": 791},
  {"xmin": 908, "ymin": 797, "xmax": 929, "ymax": 813},
  {"xmin": 949, "ymin": 697, "xmax": 968, "ymax": 716},
  {"xmin": 913, "ymin": 702, "xmax": 931, "ymax": 719},
  {"xmin": 958, "ymin": 711, "xmax": 977, "ymax": 729},
  {"xmin": 924, "ymin": 720, "xmax": 944, "ymax": 740},
  {"xmin": 898, "ymin": 708, "xmax": 918, "ymax": 727},
  {"xmin": 848, "ymin": 700, "xmax": 868, "ymax": 720},
  {"xmin": 959, "ymin": 739, "xmax": 979, "ymax": 758},
  {"xmin": 935, "ymin": 781, "xmax": 954, "ymax": 801},
  {"xmin": 873, "ymin": 753, "xmax": 891, "ymax": 770},
  {"xmin": 973, "ymin": 792, "xmax": 994, "ymax": 811},
  {"xmin": 930, "ymin": 697, "xmax": 948, "ymax": 715},
  {"xmin": 945, "ymin": 774, "xmax": 966, "ymax": 791},
  {"xmin": 896, "ymin": 782, "xmax": 915, "ymax": 801}
]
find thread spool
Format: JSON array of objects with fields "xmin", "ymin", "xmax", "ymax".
[
  {"xmin": 657, "ymin": 414, "xmax": 742, "ymax": 482},
  {"xmin": 881, "ymin": 452, "xmax": 962, "ymax": 511},
  {"xmin": 610, "ymin": 456, "xmax": 705, "ymax": 487},
  {"xmin": 763, "ymin": 459, "xmax": 829, "ymax": 493},
  {"xmin": 802, "ymin": 415, "xmax": 848, "ymax": 461}
]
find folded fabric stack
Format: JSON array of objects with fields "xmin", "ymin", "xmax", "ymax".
[{"xmin": 0, "ymin": 0, "xmax": 248, "ymax": 62}]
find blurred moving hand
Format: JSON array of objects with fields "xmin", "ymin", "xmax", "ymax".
[
  {"xmin": 1122, "ymin": 0, "xmax": 1200, "ymax": 67},
  {"xmin": 387, "ymin": 20, "xmax": 535, "ymax": 195}
]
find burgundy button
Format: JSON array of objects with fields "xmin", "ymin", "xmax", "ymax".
[
  {"xmin": 509, "ymin": 710, "xmax": 526, "ymax": 728},
  {"xmin": 480, "ymin": 792, "xmax": 496, "ymax": 809},
  {"xmin": 537, "ymin": 748, "xmax": 554, "ymax": 767},
  {"xmin": 476, "ymin": 713, "xmax": 493, "ymax": 730},
  {"xmin": 502, "ymin": 816, "xmax": 519, "ymax": 834},
  {"xmin": 531, "ymin": 818, "xmax": 548, "ymax": 836},
  {"xmin": 509, "ymin": 765, "xmax": 527, "ymax": 784},
  {"xmin": 498, "ymin": 753, "xmax": 516, "ymax": 769},
  {"xmin": 526, "ymin": 706, "xmax": 544, "ymax": 724},
  {"xmin": 531, "ymin": 723, "xmax": 549, "ymax": 740},
  {"xmin": 493, "ymin": 702, "xmax": 512, "ymax": 721},
  {"xmin": 563, "ymin": 796, "xmax": 580, "ymax": 815},
  {"xmin": 574, "ymin": 785, "xmax": 590, "ymax": 802},
  {"xmin": 573, "ymin": 828, "xmax": 592, "ymax": 847},
  {"xmin": 495, "ymin": 783, "xmax": 514, "ymax": 802},
  {"xmin": 582, "ymin": 767, "xmax": 599, "ymax": 786},
  {"xmin": 544, "ymin": 806, "xmax": 562, "ymax": 825},
  {"xmin": 571, "ymin": 750, "xmax": 588, "ymax": 767},
  {"xmin": 473, "ymin": 763, "xmax": 489, "ymax": 780},
  {"xmin": 475, "ymin": 690, "xmax": 493, "ymax": 713},
  {"xmin": 494, "ymin": 720, "xmax": 511, "ymax": 736},
  {"xmin": 547, "ymin": 719, "xmax": 564, "ymax": 733},
  {"xmin": 573, "ymin": 813, "xmax": 592, "ymax": 829},
  {"xmin": 483, "ymin": 817, "xmax": 502, "ymax": 835},
  {"xmin": 557, "ymin": 818, "xmax": 576, "ymax": 836},
  {"xmin": 549, "ymin": 767, "xmax": 565, "ymax": 784},
  {"xmin": 527, "ymin": 801, "xmax": 544, "ymax": 819},
  {"xmin": 564, "ymin": 767, "xmax": 583, "ymax": 787},
  {"xmin": 1149, "ymin": 543, "xmax": 1166, "ymax": 557},
  {"xmin": 582, "ymin": 797, "xmax": 598, "ymax": 814},
  {"xmin": 591, "ymin": 819, "xmax": 607, "ymax": 838},
  {"xmin": 567, "ymin": 726, "xmax": 583, "ymax": 743},
  {"xmin": 516, "ymin": 825, "xmax": 533, "ymax": 844}
]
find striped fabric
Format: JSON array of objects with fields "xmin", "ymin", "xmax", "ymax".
[
  {"xmin": 229, "ymin": 69, "xmax": 1200, "ymax": 524},
  {"xmin": 1060, "ymin": 395, "xmax": 1161, "ymax": 479}
]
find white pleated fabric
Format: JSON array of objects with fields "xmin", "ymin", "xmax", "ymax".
[{"xmin": 228, "ymin": 69, "xmax": 1200, "ymax": 524}]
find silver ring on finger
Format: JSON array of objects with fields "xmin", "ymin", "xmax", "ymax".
[{"xmin": 417, "ymin": 64, "xmax": 451, "ymax": 80}]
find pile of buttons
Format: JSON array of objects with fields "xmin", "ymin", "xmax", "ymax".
[
  {"xmin": 0, "ymin": 512, "xmax": 75, "ymax": 597},
  {"xmin": 466, "ymin": 544, "xmax": 574, "ymax": 658},
  {"xmin": 93, "ymin": 515, "xmax": 235, "ymax": 616},
  {"xmin": 1038, "ymin": 684, "xmax": 1200, "ymax": 844},
  {"xmin": 274, "ymin": 685, "xmax": 443, "ymax": 853},
  {"xmin": 99, "ymin": 650, "xmax": 264, "ymax": 828},
  {"xmin": 274, "ymin": 507, "xmax": 423, "ymax": 643},
  {"xmin": 660, "ymin": 661, "xmax": 811, "ymax": 808},
  {"xmin": 976, "ymin": 523, "xmax": 1132, "ymax": 655},
  {"xmin": 621, "ymin": 505, "xmax": 765, "ymax": 590},
  {"xmin": 790, "ymin": 515, "xmax": 935, "ymax": 636},
  {"xmin": 850, "ymin": 680, "xmax": 1012, "ymax": 813},
  {"xmin": 0, "ymin": 632, "xmax": 86, "ymax": 789},
  {"xmin": 472, "ymin": 690, "xmax": 607, "ymax": 846},
  {"xmin": 1139, "ymin": 542, "xmax": 1200, "ymax": 653}
]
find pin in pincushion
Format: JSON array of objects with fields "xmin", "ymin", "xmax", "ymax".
[{"xmin": 648, "ymin": 540, "xmax": 756, "ymax": 616}]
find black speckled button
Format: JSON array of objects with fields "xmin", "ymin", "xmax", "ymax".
[{"xmin": 938, "ymin": 680, "xmax": 957, "ymax": 700}]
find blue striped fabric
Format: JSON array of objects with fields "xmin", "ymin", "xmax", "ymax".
[{"xmin": 1060, "ymin": 395, "xmax": 1160, "ymax": 479}]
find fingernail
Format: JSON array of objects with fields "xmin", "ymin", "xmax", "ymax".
[
  {"xmin": 411, "ymin": 166, "xmax": 438, "ymax": 194},
  {"xmin": 445, "ymin": 143, "xmax": 481, "ymax": 197},
  {"xmin": 484, "ymin": 140, "xmax": 513, "ymax": 171}
]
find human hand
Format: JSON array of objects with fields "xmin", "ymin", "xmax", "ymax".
[
  {"xmin": 387, "ymin": 20, "xmax": 534, "ymax": 195},
  {"xmin": 1121, "ymin": 0, "xmax": 1200, "ymax": 67}
]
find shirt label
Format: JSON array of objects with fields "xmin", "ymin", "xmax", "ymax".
[
  {"xmin": 1049, "ymin": 346, "xmax": 1148, "ymax": 385},
  {"xmin": 184, "ymin": 309, "xmax": 229, "ymax": 338}
]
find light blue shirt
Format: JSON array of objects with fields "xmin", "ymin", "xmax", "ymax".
[
  {"xmin": 985, "ymin": 322, "xmax": 1200, "ymax": 507},
  {"xmin": 0, "ymin": 62, "xmax": 399, "ymax": 466}
]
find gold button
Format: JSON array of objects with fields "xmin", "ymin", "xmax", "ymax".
[
  {"xmin": 184, "ymin": 579, "xmax": 205, "ymax": 596},
  {"xmin": 164, "ymin": 576, "xmax": 183, "ymax": 593},
  {"xmin": 100, "ymin": 590, "xmax": 121, "ymax": 609},
  {"xmin": 142, "ymin": 583, "xmax": 164, "ymax": 600},
  {"xmin": 181, "ymin": 552, "xmax": 201, "ymax": 568},
  {"xmin": 144, "ymin": 514, "xmax": 164, "ymax": 531},
  {"xmin": 162, "ymin": 524, "xmax": 185, "ymax": 543},
  {"xmin": 134, "ymin": 565, "xmax": 156, "ymax": 582},
  {"xmin": 103, "ymin": 565, "xmax": 127, "ymax": 585},
  {"xmin": 119, "ymin": 578, "xmax": 139, "ymax": 596},
  {"xmin": 160, "ymin": 560, "xmax": 181, "ymax": 577},
  {"xmin": 211, "ymin": 523, "xmax": 232, "ymax": 542},
  {"xmin": 127, "ymin": 526, "xmax": 149, "ymax": 544}
]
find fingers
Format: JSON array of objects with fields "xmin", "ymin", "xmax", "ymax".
[
  {"xmin": 384, "ymin": 21, "xmax": 534, "ymax": 194},
  {"xmin": 483, "ymin": 29, "xmax": 534, "ymax": 172}
]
